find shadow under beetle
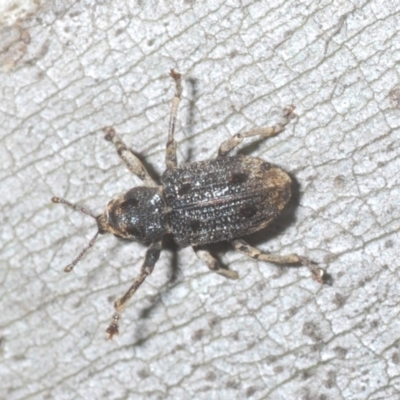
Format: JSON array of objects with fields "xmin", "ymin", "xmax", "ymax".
[{"xmin": 52, "ymin": 69, "xmax": 326, "ymax": 339}]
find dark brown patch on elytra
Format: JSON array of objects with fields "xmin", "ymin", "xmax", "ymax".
[
  {"xmin": 178, "ymin": 182, "xmax": 192, "ymax": 196},
  {"xmin": 240, "ymin": 204, "xmax": 257, "ymax": 218},
  {"xmin": 189, "ymin": 219, "xmax": 201, "ymax": 232},
  {"xmin": 229, "ymin": 171, "xmax": 249, "ymax": 184}
]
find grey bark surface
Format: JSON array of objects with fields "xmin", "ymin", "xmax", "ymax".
[{"xmin": 1, "ymin": 1, "xmax": 400, "ymax": 399}]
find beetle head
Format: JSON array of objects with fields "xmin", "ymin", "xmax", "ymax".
[
  {"xmin": 97, "ymin": 187, "xmax": 168, "ymax": 244},
  {"xmin": 52, "ymin": 187, "xmax": 168, "ymax": 273}
]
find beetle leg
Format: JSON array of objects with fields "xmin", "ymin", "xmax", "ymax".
[
  {"xmin": 166, "ymin": 69, "xmax": 183, "ymax": 170},
  {"xmin": 103, "ymin": 127, "xmax": 157, "ymax": 187},
  {"xmin": 232, "ymin": 239, "xmax": 326, "ymax": 284},
  {"xmin": 193, "ymin": 246, "xmax": 239, "ymax": 279},
  {"xmin": 217, "ymin": 105, "xmax": 296, "ymax": 158},
  {"xmin": 106, "ymin": 240, "xmax": 162, "ymax": 339}
]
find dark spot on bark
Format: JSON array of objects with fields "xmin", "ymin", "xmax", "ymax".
[
  {"xmin": 334, "ymin": 175, "xmax": 345, "ymax": 189},
  {"xmin": 191, "ymin": 329, "xmax": 204, "ymax": 341},
  {"xmin": 137, "ymin": 368, "xmax": 150, "ymax": 379},
  {"xmin": 324, "ymin": 370, "xmax": 336, "ymax": 389},
  {"xmin": 238, "ymin": 245, "xmax": 247, "ymax": 252},
  {"xmin": 226, "ymin": 380, "xmax": 240, "ymax": 389},
  {"xmin": 246, "ymin": 386, "xmax": 257, "ymax": 397},
  {"xmin": 333, "ymin": 346, "xmax": 348, "ymax": 359},
  {"xmin": 389, "ymin": 85, "xmax": 400, "ymax": 108},
  {"xmin": 302, "ymin": 321, "xmax": 321, "ymax": 342},
  {"xmin": 115, "ymin": 28, "xmax": 124, "ymax": 36},
  {"xmin": 385, "ymin": 239, "xmax": 394, "ymax": 248},
  {"xmin": 273, "ymin": 365, "xmax": 284, "ymax": 374},
  {"xmin": 333, "ymin": 293, "xmax": 347, "ymax": 308},
  {"xmin": 392, "ymin": 352, "xmax": 400, "ymax": 364},
  {"xmin": 205, "ymin": 371, "xmax": 217, "ymax": 381}
]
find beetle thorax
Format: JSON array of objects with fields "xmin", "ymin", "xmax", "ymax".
[{"xmin": 97, "ymin": 187, "xmax": 169, "ymax": 244}]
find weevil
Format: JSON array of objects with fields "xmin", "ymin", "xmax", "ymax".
[{"xmin": 52, "ymin": 69, "xmax": 326, "ymax": 339}]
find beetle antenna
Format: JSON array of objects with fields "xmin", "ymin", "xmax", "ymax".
[{"xmin": 52, "ymin": 196, "xmax": 99, "ymax": 272}]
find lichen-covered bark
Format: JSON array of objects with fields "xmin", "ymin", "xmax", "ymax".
[{"xmin": 1, "ymin": 1, "xmax": 400, "ymax": 399}]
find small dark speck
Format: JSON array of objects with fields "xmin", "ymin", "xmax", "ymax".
[
  {"xmin": 137, "ymin": 368, "xmax": 150, "ymax": 379},
  {"xmin": 334, "ymin": 346, "xmax": 348, "ymax": 359},
  {"xmin": 115, "ymin": 28, "xmax": 124, "ymax": 36},
  {"xmin": 283, "ymin": 29, "xmax": 294, "ymax": 39},
  {"xmin": 333, "ymin": 292, "xmax": 347, "ymax": 308},
  {"xmin": 256, "ymin": 282, "xmax": 265, "ymax": 291},
  {"xmin": 370, "ymin": 319, "xmax": 379, "ymax": 329},
  {"xmin": 302, "ymin": 321, "xmax": 321, "ymax": 342},
  {"xmin": 392, "ymin": 352, "xmax": 400, "ymax": 364},
  {"xmin": 226, "ymin": 380, "xmax": 240, "ymax": 389},
  {"xmin": 389, "ymin": 85, "xmax": 400, "ymax": 109},
  {"xmin": 246, "ymin": 386, "xmax": 257, "ymax": 397},
  {"xmin": 208, "ymin": 316, "xmax": 219, "ymax": 328},
  {"xmin": 64, "ymin": 26, "xmax": 70, "ymax": 33},
  {"xmin": 191, "ymin": 328, "xmax": 204, "ymax": 341},
  {"xmin": 385, "ymin": 239, "xmax": 394, "ymax": 248},
  {"xmin": 301, "ymin": 370, "xmax": 313, "ymax": 380},
  {"xmin": 334, "ymin": 175, "xmax": 345, "ymax": 189},
  {"xmin": 386, "ymin": 142, "xmax": 395, "ymax": 152},
  {"xmin": 147, "ymin": 38, "xmax": 155, "ymax": 46},
  {"xmin": 229, "ymin": 50, "xmax": 238, "ymax": 59},
  {"xmin": 324, "ymin": 370, "xmax": 336, "ymax": 389},
  {"xmin": 107, "ymin": 295, "xmax": 115, "ymax": 303},
  {"xmin": 205, "ymin": 371, "xmax": 217, "ymax": 381},
  {"xmin": 273, "ymin": 365, "xmax": 284, "ymax": 374}
]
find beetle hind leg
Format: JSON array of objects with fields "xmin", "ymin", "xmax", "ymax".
[
  {"xmin": 232, "ymin": 239, "xmax": 326, "ymax": 284},
  {"xmin": 193, "ymin": 246, "xmax": 239, "ymax": 279},
  {"xmin": 217, "ymin": 105, "xmax": 296, "ymax": 158}
]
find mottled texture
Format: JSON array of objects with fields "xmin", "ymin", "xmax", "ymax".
[{"xmin": 162, "ymin": 155, "xmax": 291, "ymax": 247}]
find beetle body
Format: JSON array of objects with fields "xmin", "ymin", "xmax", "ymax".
[
  {"xmin": 163, "ymin": 155, "xmax": 291, "ymax": 247},
  {"xmin": 52, "ymin": 70, "xmax": 325, "ymax": 339}
]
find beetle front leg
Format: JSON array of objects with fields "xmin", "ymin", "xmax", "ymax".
[
  {"xmin": 193, "ymin": 246, "xmax": 239, "ymax": 279},
  {"xmin": 232, "ymin": 239, "xmax": 326, "ymax": 284},
  {"xmin": 103, "ymin": 127, "xmax": 157, "ymax": 187},
  {"xmin": 217, "ymin": 105, "xmax": 296, "ymax": 158},
  {"xmin": 106, "ymin": 240, "xmax": 162, "ymax": 339},
  {"xmin": 166, "ymin": 69, "xmax": 183, "ymax": 170}
]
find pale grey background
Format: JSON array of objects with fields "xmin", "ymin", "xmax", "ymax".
[{"xmin": 1, "ymin": 0, "xmax": 400, "ymax": 399}]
